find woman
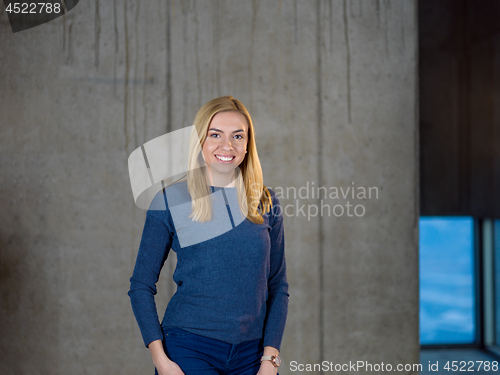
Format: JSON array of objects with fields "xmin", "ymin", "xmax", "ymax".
[{"xmin": 128, "ymin": 96, "xmax": 289, "ymax": 375}]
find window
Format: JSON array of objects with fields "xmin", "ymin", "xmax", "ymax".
[
  {"xmin": 486, "ymin": 219, "xmax": 500, "ymax": 354},
  {"xmin": 419, "ymin": 216, "xmax": 476, "ymax": 345},
  {"xmin": 495, "ymin": 220, "xmax": 500, "ymax": 347}
]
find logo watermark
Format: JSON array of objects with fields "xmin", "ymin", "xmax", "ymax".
[
  {"xmin": 255, "ymin": 181, "xmax": 379, "ymax": 220},
  {"xmin": 290, "ymin": 360, "xmax": 422, "ymax": 372},
  {"xmin": 3, "ymin": 0, "xmax": 80, "ymax": 33}
]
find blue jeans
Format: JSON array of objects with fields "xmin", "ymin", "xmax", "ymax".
[{"xmin": 154, "ymin": 327, "xmax": 268, "ymax": 375}]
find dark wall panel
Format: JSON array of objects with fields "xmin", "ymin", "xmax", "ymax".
[{"xmin": 420, "ymin": 0, "xmax": 500, "ymax": 217}]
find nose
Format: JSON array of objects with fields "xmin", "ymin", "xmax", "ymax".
[{"xmin": 221, "ymin": 137, "xmax": 233, "ymax": 150}]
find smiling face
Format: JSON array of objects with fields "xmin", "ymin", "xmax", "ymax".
[{"xmin": 201, "ymin": 111, "xmax": 248, "ymax": 186}]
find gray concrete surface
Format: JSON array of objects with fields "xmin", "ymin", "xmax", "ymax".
[{"xmin": 0, "ymin": 1, "xmax": 418, "ymax": 374}]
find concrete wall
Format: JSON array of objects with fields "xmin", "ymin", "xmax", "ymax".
[{"xmin": 0, "ymin": 1, "xmax": 419, "ymax": 374}]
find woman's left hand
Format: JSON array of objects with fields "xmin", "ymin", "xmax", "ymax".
[{"xmin": 256, "ymin": 360, "xmax": 279, "ymax": 375}]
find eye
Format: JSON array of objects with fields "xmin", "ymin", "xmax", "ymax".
[
  {"xmin": 234, "ymin": 134, "xmax": 244, "ymax": 140},
  {"xmin": 209, "ymin": 133, "xmax": 220, "ymax": 138}
]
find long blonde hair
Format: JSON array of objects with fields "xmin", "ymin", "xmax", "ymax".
[{"xmin": 179, "ymin": 95, "xmax": 272, "ymax": 224}]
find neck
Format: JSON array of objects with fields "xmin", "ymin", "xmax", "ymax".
[{"xmin": 208, "ymin": 170, "xmax": 235, "ymax": 188}]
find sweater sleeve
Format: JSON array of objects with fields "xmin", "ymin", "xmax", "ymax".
[
  {"xmin": 128, "ymin": 204, "xmax": 174, "ymax": 348},
  {"xmin": 263, "ymin": 190, "xmax": 289, "ymax": 350}
]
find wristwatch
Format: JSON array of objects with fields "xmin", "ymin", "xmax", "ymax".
[{"xmin": 261, "ymin": 355, "xmax": 281, "ymax": 367}]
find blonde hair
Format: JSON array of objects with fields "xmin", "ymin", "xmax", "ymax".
[{"xmin": 178, "ymin": 95, "xmax": 272, "ymax": 224}]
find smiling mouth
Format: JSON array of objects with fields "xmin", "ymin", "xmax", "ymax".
[{"xmin": 215, "ymin": 154, "xmax": 235, "ymax": 162}]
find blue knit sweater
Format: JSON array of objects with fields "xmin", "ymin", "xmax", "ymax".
[{"xmin": 128, "ymin": 181, "xmax": 289, "ymax": 350}]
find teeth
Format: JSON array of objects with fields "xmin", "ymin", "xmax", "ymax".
[{"xmin": 216, "ymin": 155, "xmax": 234, "ymax": 161}]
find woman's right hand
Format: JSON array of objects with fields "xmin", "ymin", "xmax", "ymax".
[
  {"xmin": 154, "ymin": 358, "xmax": 185, "ymax": 375},
  {"xmin": 148, "ymin": 340, "xmax": 185, "ymax": 375}
]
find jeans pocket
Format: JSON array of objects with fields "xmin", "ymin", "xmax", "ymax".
[{"xmin": 162, "ymin": 327, "xmax": 192, "ymax": 338}]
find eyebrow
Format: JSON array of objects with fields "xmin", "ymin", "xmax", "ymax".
[{"xmin": 208, "ymin": 128, "xmax": 246, "ymax": 133}]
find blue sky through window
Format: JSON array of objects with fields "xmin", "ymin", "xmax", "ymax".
[{"xmin": 419, "ymin": 216, "xmax": 475, "ymax": 344}]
